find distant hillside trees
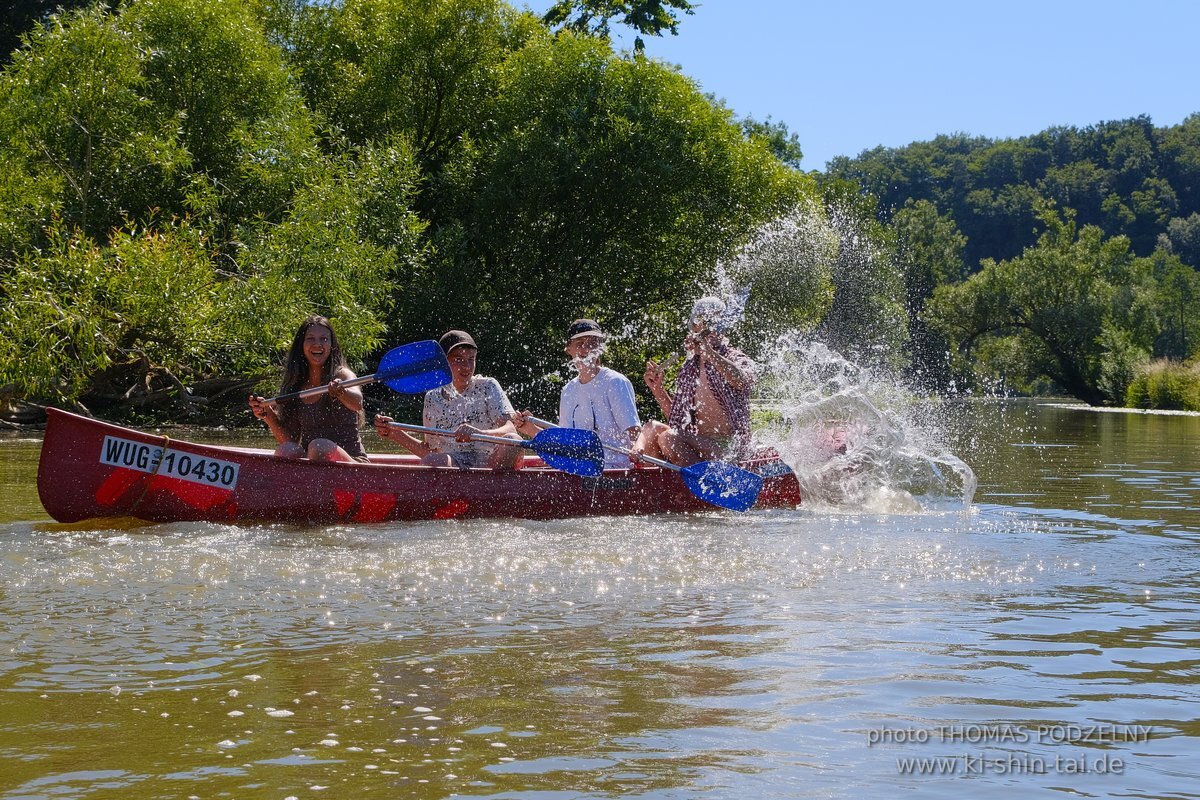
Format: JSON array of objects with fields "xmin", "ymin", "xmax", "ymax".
[
  {"xmin": 831, "ymin": 116, "xmax": 1200, "ymax": 266},
  {"xmin": 830, "ymin": 115, "xmax": 1200, "ymax": 406}
]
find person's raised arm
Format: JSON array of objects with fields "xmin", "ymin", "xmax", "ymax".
[
  {"xmin": 644, "ymin": 360, "xmax": 673, "ymax": 417},
  {"xmin": 696, "ymin": 334, "xmax": 754, "ymax": 392}
]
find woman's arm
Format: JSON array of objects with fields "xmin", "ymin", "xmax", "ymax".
[
  {"xmin": 329, "ymin": 367, "xmax": 364, "ymax": 413},
  {"xmin": 248, "ymin": 394, "xmax": 294, "ymax": 445}
]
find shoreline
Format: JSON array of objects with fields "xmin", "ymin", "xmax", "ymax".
[{"xmin": 1039, "ymin": 402, "xmax": 1200, "ymax": 418}]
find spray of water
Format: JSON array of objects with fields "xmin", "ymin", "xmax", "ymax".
[
  {"xmin": 755, "ymin": 336, "xmax": 976, "ymax": 512},
  {"xmin": 694, "ymin": 203, "xmax": 976, "ymax": 512}
]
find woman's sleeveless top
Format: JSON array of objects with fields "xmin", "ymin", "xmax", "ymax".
[{"xmin": 282, "ymin": 396, "xmax": 366, "ymax": 458}]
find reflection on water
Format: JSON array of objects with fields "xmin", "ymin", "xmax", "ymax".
[{"xmin": 1, "ymin": 401, "xmax": 1199, "ymax": 799}]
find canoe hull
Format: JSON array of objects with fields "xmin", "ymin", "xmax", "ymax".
[{"xmin": 37, "ymin": 408, "xmax": 802, "ymax": 524}]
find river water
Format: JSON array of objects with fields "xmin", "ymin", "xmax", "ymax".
[{"xmin": 1, "ymin": 400, "xmax": 1197, "ymax": 799}]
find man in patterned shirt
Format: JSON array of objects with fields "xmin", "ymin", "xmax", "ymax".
[
  {"xmin": 638, "ymin": 297, "xmax": 755, "ymax": 466},
  {"xmin": 375, "ymin": 330, "xmax": 524, "ymax": 469}
]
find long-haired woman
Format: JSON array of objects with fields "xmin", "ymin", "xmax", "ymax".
[{"xmin": 248, "ymin": 315, "xmax": 368, "ymax": 462}]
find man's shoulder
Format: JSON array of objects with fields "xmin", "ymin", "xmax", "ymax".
[
  {"xmin": 597, "ymin": 367, "xmax": 634, "ymax": 387},
  {"xmin": 470, "ymin": 375, "xmax": 503, "ymax": 391}
]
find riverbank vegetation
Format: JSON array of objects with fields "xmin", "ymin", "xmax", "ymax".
[
  {"xmin": 0, "ymin": 0, "xmax": 818, "ymax": 423},
  {"xmin": 2, "ymin": 0, "xmax": 1198, "ymax": 424},
  {"xmin": 831, "ymin": 116, "xmax": 1200, "ymax": 408}
]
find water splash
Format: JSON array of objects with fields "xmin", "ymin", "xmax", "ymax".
[
  {"xmin": 711, "ymin": 203, "xmax": 838, "ymax": 347},
  {"xmin": 686, "ymin": 203, "xmax": 971, "ymax": 512},
  {"xmin": 754, "ymin": 336, "xmax": 976, "ymax": 512}
]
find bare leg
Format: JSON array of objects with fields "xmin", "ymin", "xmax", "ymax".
[
  {"xmin": 275, "ymin": 441, "xmax": 305, "ymax": 459},
  {"xmin": 421, "ymin": 452, "xmax": 454, "ymax": 467},
  {"xmin": 486, "ymin": 433, "xmax": 524, "ymax": 471},
  {"xmin": 657, "ymin": 426, "xmax": 702, "ymax": 467},
  {"xmin": 307, "ymin": 438, "xmax": 356, "ymax": 463},
  {"xmin": 635, "ymin": 421, "xmax": 669, "ymax": 460}
]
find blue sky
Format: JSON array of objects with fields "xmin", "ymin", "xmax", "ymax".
[{"xmin": 523, "ymin": 1, "xmax": 1199, "ymax": 170}]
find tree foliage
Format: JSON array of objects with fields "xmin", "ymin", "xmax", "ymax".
[
  {"xmin": 830, "ymin": 113, "xmax": 1200, "ymax": 404},
  {"xmin": 927, "ymin": 205, "xmax": 1153, "ymax": 404},
  {"xmin": 740, "ymin": 115, "xmax": 803, "ymax": 169},
  {"xmin": 892, "ymin": 198, "xmax": 966, "ymax": 390},
  {"xmin": 408, "ymin": 32, "xmax": 812, "ymax": 401},
  {"xmin": 829, "ymin": 115, "xmax": 1200, "ymax": 265},
  {"xmin": 542, "ymin": 0, "xmax": 694, "ymax": 52},
  {"xmin": 0, "ymin": 0, "xmax": 95, "ymax": 65},
  {"xmin": 0, "ymin": 0, "xmax": 818, "ymax": 419},
  {"xmin": 286, "ymin": 0, "xmax": 537, "ymax": 172}
]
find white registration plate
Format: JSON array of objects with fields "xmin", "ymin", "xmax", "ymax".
[{"xmin": 100, "ymin": 435, "xmax": 240, "ymax": 490}]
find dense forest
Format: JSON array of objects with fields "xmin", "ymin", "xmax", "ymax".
[
  {"xmin": 827, "ymin": 116, "xmax": 1200, "ymax": 407},
  {"xmin": 2, "ymin": 0, "xmax": 1197, "ymax": 425},
  {"xmin": 0, "ymin": 0, "xmax": 821, "ymax": 424}
]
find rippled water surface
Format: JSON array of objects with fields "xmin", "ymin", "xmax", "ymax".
[{"xmin": 1, "ymin": 401, "xmax": 1198, "ymax": 799}]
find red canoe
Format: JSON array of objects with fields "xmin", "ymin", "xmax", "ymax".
[{"xmin": 37, "ymin": 408, "xmax": 802, "ymax": 524}]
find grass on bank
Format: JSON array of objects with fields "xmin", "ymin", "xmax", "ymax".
[{"xmin": 1125, "ymin": 359, "xmax": 1200, "ymax": 411}]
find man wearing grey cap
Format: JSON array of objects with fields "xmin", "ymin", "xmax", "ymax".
[{"xmin": 375, "ymin": 330, "xmax": 523, "ymax": 469}]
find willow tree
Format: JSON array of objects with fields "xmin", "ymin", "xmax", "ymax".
[
  {"xmin": 415, "ymin": 32, "xmax": 813, "ymax": 400},
  {"xmin": 927, "ymin": 204, "xmax": 1152, "ymax": 404},
  {"xmin": 0, "ymin": 0, "xmax": 422, "ymax": 412},
  {"xmin": 286, "ymin": 0, "xmax": 538, "ymax": 170}
]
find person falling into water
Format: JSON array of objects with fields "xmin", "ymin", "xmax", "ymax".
[
  {"xmin": 514, "ymin": 319, "xmax": 642, "ymax": 469},
  {"xmin": 638, "ymin": 297, "xmax": 756, "ymax": 467}
]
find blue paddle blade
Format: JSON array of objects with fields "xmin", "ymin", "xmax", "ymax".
[
  {"xmin": 377, "ymin": 340, "xmax": 452, "ymax": 393},
  {"xmin": 680, "ymin": 460, "xmax": 764, "ymax": 512},
  {"xmin": 529, "ymin": 428, "xmax": 604, "ymax": 477}
]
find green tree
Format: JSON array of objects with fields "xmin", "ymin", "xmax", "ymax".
[
  {"xmin": 123, "ymin": 0, "xmax": 322, "ymax": 225},
  {"xmin": 286, "ymin": 0, "xmax": 537, "ymax": 173},
  {"xmin": 1158, "ymin": 112, "xmax": 1200, "ymax": 216},
  {"xmin": 0, "ymin": 5, "xmax": 190, "ymax": 240},
  {"xmin": 542, "ymin": 0, "xmax": 695, "ymax": 52},
  {"xmin": 0, "ymin": 0, "xmax": 320, "ymax": 242},
  {"xmin": 419, "ymin": 32, "xmax": 811, "ymax": 399},
  {"xmin": 1037, "ymin": 160, "xmax": 1110, "ymax": 227},
  {"xmin": 0, "ymin": 217, "xmax": 297, "ymax": 410},
  {"xmin": 740, "ymin": 115, "xmax": 803, "ymax": 169},
  {"xmin": 928, "ymin": 204, "xmax": 1146, "ymax": 404},
  {"xmin": 963, "ymin": 182, "xmax": 1041, "ymax": 263},
  {"xmin": 827, "ymin": 114, "xmax": 1200, "ymax": 271},
  {"xmin": 814, "ymin": 180, "xmax": 908, "ymax": 369},
  {"xmin": 1157, "ymin": 212, "xmax": 1200, "ymax": 267},
  {"xmin": 0, "ymin": 0, "xmax": 95, "ymax": 65},
  {"xmin": 891, "ymin": 198, "xmax": 967, "ymax": 389},
  {"xmin": 235, "ymin": 135, "xmax": 428, "ymax": 361},
  {"xmin": 1146, "ymin": 249, "xmax": 1200, "ymax": 360}
]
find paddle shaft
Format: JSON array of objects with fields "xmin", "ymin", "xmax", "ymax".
[
  {"xmin": 266, "ymin": 373, "xmax": 376, "ymax": 404},
  {"xmin": 263, "ymin": 339, "xmax": 450, "ymax": 404},
  {"xmin": 524, "ymin": 416, "xmax": 678, "ymax": 472},
  {"xmin": 389, "ymin": 422, "xmax": 530, "ymax": 450}
]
